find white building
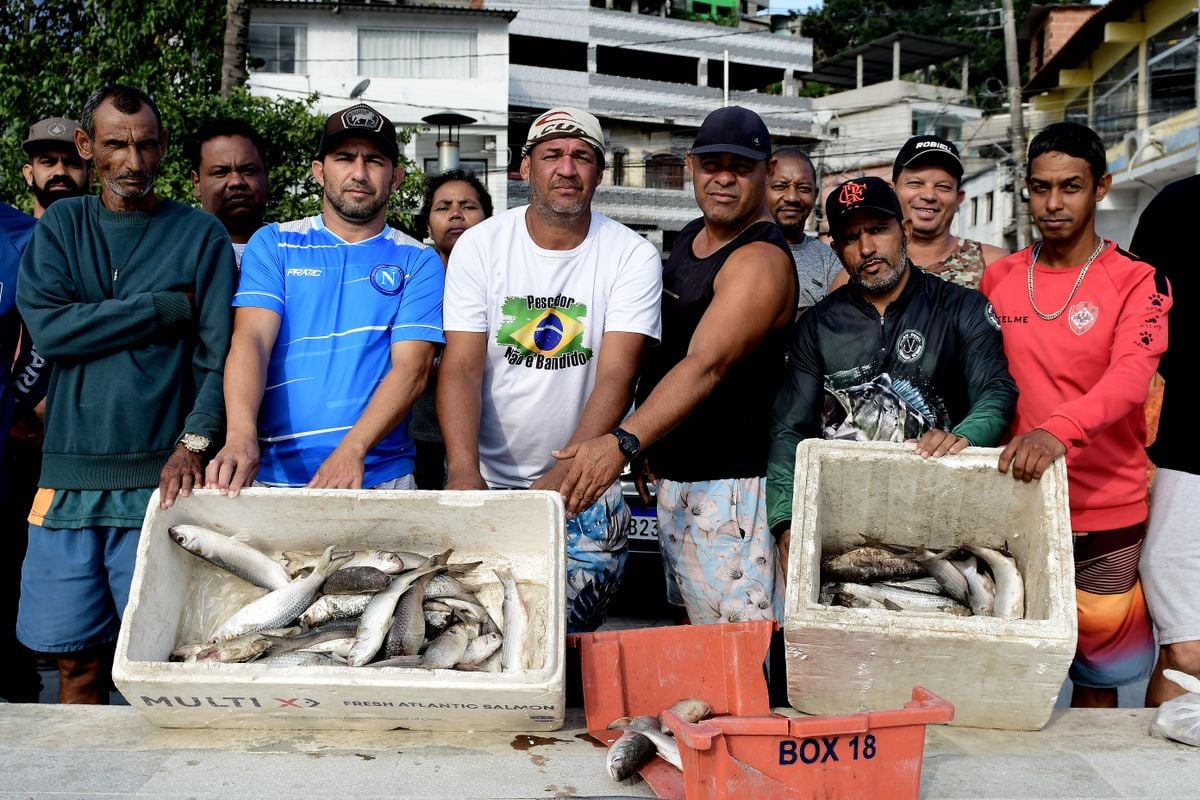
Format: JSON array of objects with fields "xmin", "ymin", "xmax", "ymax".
[{"xmin": 247, "ymin": 0, "xmax": 515, "ymax": 210}]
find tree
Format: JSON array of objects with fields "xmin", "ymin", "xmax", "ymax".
[
  {"xmin": 799, "ymin": 0, "xmax": 1077, "ymax": 108},
  {"xmin": 0, "ymin": 0, "xmax": 424, "ymax": 229},
  {"xmin": 221, "ymin": 0, "xmax": 251, "ymax": 99}
]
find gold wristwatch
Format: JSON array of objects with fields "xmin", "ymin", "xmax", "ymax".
[{"xmin": 177, "ymin": 432, "xmax": 212, "ymax": 454}]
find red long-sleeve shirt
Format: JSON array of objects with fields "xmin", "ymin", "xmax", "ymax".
[{"xmin": 981, "ymin": 241, "xmax": 1171, "ymax": 531}]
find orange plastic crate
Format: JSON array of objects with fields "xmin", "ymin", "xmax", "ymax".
[{"xmin": 570, "ymin": 622, "xmax": 953, "ymax": 800}]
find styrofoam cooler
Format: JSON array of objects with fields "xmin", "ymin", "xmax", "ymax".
[
  {"xmin": 113, "ymin": 487, "xmax": 565, "ymax": 731},
  {"xmin": 783, "ymin": 440, "xmax": 1077, "ymax": 730}
]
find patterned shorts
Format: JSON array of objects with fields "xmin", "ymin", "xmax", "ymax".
[
  {"xmin": 565, "ymin": 481, "xmax": 630, "ymax": 633},
  {"xmin": 656, "ymin": 476, "xmax": 784, "ymax": 625}
]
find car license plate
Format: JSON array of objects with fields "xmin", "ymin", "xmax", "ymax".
[{"xmin": 629, "ymin": 509, "xmax": 658, "ymax": 541}]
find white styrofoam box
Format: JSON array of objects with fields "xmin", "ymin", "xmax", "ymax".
[
  {"xmin": 113, "ymin": 487, "xmax": 565, "ymax": 731},
  {"xmin": 783, "ymin": 440, "xmax": 1077, "ymax": 731}
]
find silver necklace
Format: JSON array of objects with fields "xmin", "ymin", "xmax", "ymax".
[{"xmin": 1026, "ymin": 236, "xmax": 1105, "ymax": 321}]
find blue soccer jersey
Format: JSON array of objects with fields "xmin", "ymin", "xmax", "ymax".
[{"xmin": 234, "ymin": 215, "xmax": 445, "ymax": 487}]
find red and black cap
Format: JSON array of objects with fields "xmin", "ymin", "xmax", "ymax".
[{"xmin": 825, "ymin": 176, "xmax": 904, "ymax": 238}]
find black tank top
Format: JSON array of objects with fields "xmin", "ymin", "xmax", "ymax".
[{"xmin": 636, "ymin": 217, "xmax": 796, "ymax": 482}]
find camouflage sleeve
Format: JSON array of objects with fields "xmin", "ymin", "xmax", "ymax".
[
  {"xmin": 767, "ymin": 312, "xmax": 825, "ymax": 534},
  {"xmin": 951, "ymin": 293, "xmax": 1018, "ymax": 446}
]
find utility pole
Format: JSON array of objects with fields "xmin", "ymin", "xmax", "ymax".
[{"xmin": 1002, "ymin": 0, "xmax": 1031, "ymax": 248}]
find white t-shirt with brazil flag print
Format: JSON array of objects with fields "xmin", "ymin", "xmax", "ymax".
[{"xmin": 444, "ymin": 205, "xmax": 662, "ymax": 488}]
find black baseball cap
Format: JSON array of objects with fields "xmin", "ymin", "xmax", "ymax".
[
  {"xmin": 825, "ymin": 176, "xmax": 904, "ymax": 238},
  {"xmin": 317, "ymin": 103, "xmax": 399, "ymax": 162},
  {"xmin": 892, "ymin": 135, "xmax": 963, "ymax": 182},
  {"xmin": 690, "ymin": 106, "xmax": 771, "ymax": 161}
]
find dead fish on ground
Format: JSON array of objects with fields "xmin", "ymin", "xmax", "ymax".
[
  {"xmin": 606, "ymin": 729, "xmax": 656, "ymax": 781},
  {"xmin": 169, "ymin": 525, "xmax": 292, "ymax": 591}
]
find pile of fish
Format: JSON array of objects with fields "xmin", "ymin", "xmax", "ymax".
[
  {"xmin": 819, "ymin": 534, "xmax": 1025, "ymax": 619},
  {"xmin": 167, "ymin": 524, "xmax": 532, "ymax": 671},
  {"xmin": 605, "ymin": 698, "xmax": 712, "ymax": 781}
]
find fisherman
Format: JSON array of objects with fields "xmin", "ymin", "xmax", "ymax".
[
  {"xmin": 765, "ymin": 145, "xmax": 844, "ymax": 313},
  {"xmin": 188, "ymin": 117, "xmax": 269, "ymax": 267},
  {"xmin": 408, "ymin": 169, "xmax": 493, "ymax": 490},
  {"xmin": 553, "ymin": 106, "xmax": 795, "ymax": 625},
  {"xmin": 438, "ymin": 107, "xmax": 661, "ymax": 632},
  {"xmin": 981, "ymin": 121, "xmax": 1171, "ymax": 708},
  {"xmin": 767, "ymin": 176, "xmax": 1017, "ymax": 569},
  {"xmin": 892, "ymin": 135, "xmax": 1008, "ymax": 289},
  {"xmin": 205, "ymin": 104, "xmax": 443, "ymax": 494},
  {"xmin": 1129, "ymin": 174, "xmax": 1200, "ymax": 708},
  {"xmin": 16, "ymin": 84, "xmax": 235, "ymax": 703}
]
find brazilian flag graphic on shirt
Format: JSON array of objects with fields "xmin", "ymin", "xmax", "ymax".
[{"xmin": 497, "ymin": 296, "xmax": 593, "ymax": 362}]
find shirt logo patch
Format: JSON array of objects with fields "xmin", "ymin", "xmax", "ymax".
[
  {"xmin": 1068, "ymin": 301, "xmax": 1098, "ymax": 335},
  {"xmin": 838, "ymin": 181, "xmax": 866, "ymax": 206},
  {"xmin": 497, "ymin": 295, "xmax": 593, "ymax": 371},
  {"xmin": 369, "ymin": 264, "xmax": 406, "ymax": 296},
  {"xmin": 895, "ymin": 328, "xmax": 926, "ymax": 363},
  {"xmin": 286, "ymin": 268, "xmax": 322, "ymax": 277},
  {"xmin": 985, "ymin": 302, "xmax": 1000, "ymax": 331}
]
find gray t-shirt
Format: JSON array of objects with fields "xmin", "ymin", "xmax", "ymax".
[{"xmin": 789, "ymin": 235, "xmax": 842, "ymax": 309}]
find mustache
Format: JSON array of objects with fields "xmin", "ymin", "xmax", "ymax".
[
  {"xmin": 45, "ymin": 176, "xmax": 80, "ymax": 191},
  {"xmin": 114, "ymin": 170, "xmax": 151, "ymax": 182}
]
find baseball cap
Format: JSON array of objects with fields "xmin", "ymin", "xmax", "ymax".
[
  {"xmin": 22, "ymin": 117, "xmax": 83, "ymax": 156},
  {"xmin": 892, "ymin": 134, "xmax": 963, "ymax": 182},
  {"xmin": 522, "ymin": 107, "xmax": 606, "ymax": 159},
  {"xmin": 317, "ymin": 104, "xmax": 399, "ymax": 162},
  {"xmin": 825, "ymin": 176, "xmax": 904, "ymax": 238},
  {"xmin": 689, "ymin": 106, "xmax": 771, "ymax": 161}
]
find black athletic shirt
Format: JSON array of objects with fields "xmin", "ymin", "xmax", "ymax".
[{"xmin": 636, "ymin": 216, "xmax": 796, "ymax": 482}]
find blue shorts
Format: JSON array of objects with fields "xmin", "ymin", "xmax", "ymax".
[
  {"xmin": 566, "ymin": 481, "xmax": 630, "ymax": 633},
  {"xmin": 16, "ymin": 525, "xmax": 140, "ymax": 653}
]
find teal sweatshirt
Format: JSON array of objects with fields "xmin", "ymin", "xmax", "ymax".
[{"xmin": 17, "ymin": 195, "xmax": 234, "ymax": 491}]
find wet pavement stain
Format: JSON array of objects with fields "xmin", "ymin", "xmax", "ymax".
[
  {"xmin": 575, "ymin": 732, "xmax": 607, "ymax": 748},
  {"xmin": 510, "ymin": 734, "xmax": 570, "ymax": 750},
  {"xmin": 354, "ymin": 753, "xmax": 376, "ymax": 761},
  {"xmin": 530, "ymin": 753, "xmax": 550, "ymax": 767}
]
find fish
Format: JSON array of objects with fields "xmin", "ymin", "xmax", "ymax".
[
  {"xmin": 496, "ymin": 568, "xmax": 531, "ymax": 672},
  {"xmin": 821, "ymin": 546, "xmax": 926, "ymax": 582},
  {"xmin": 169, "ymin": 525, "xmax": 291, "ymax": 591},
  {"xmin": 282, "ymin": 549, "xmax": 404, "ymax": 577},
  {"xmin": 439, "ymin": 596, "xmax": 499, "ymax": 634},
  {"xmin": 260, "ymin": 619, "xmax": 359, "ymax": 657},
  {"xmin": 213, "ymin": 546, "xmax": 350, "ymax": 640},
  {"xmin": 457, "ymin": 632, "xmax": 503, "ymax": 668},
  {"xmin": 255, "ymin": 651, "xmax": 346, "ymax": 667},
  {"xmin": 964, "ymin": 544, "xmax": 1025, "ymax": 620},
  {"xmin": 664, "ymin": 698, "xmax": 711, "ymax": 726},
  {"xmin": 914, "ymin": 547, "xmax": 971, "ymax": 606},
  {"xmin": 950, "ymin": 556, "xmax": 996, "ymax": 616},
  {"xmin": 323, "ymin": 566, "xmax": 393, "ymax": 595},
  {"xmin": 298, "ymin": 593, "xmax": 373, "ymax": 628},
  {"xmin": 424, "ymin": 574, "xmax": 480, "ymax": 601},
  {"xmin": 479, "ymin": 650, "xmax": 503, "ymax": 673},
  {"xmin": 826, "ymin": 373, "xmax": 934, "ymax": 443},
  {"xmin": 878, "ymin": 576, "xmax": 946, "ymax": 595},
  {"xmin": 346, "ymin": 551, "xmax": 450, "ymax": 666},
  {"xmin": 373, "ymin": 623, "xmax": 474, "ymax": 670},
  {"xmin": 835, "ymin": 582, "xmax": 971, "ymax": 614},
  {"xmin": 386, "ymin": 570, "xmax": 435, "ymax": 658},
  {"xmin": 606, "ymin": 729, "xmax": 656, "ymax": 781},
  {"xmin": 609, "ymin": 715, "xmax": 683, "ymax": 770},
  {"xmin": 191, "ymin": 634, "xmax": 273, "ymax": 664}
]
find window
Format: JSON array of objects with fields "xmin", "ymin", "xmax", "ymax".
[
  {"xmin": 1093, "ymin": 49, "xmax": 1139, "ymax": 145},
  {"xmin": 611, "ymin": 149, "xmax": 626, "ymax": 187},
  {"xmin": 970, "ymin": 197, "xmax": 979, "ymax": 227},
  {"xmin": 359, "ymin": 28, "xmax": 477, "ymax": 78},
  {"xmin": 911, "ymin": 110, "xmax": 962, "ymax": 141},
  {"xmin": 1149, "ymin": 17, "xmax": 1197, "ymax": 125},
  {"xmin": 986, "ymin": 192, "xmax": 994, "ymax": 223},
  {"xmin": 422, "ymin": 158, "xmax": 489, "ymax": 177},
  {"xmin": 644, "ymin": 153, "xmax": 684, "ymax": 190},
  {"xmin": 248, "ymin": 24, "xmax": 307, "ymax": 74}
]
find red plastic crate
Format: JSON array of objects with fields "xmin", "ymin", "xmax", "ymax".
[{"xmin": 569, "ymin": 622, "xmax": 953, "ymax": 800}]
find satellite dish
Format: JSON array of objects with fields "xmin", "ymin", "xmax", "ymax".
[{"xmin": 350, "ymin": 78, "xmax": 371, "ymax": 100}]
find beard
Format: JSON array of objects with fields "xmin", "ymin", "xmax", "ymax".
[
  {"xmin": 326, "ymin": 181, "xmax": 388, "ymax": 222},
  {"xmin": 32, "ymin": 175, "xmax": 85, "ymax": 209},
  {"xmin": 103, "ymin": 170, "xmax": 153, "ymax": 199},
  {"xmin": 529, "ymin": 179, "xmax": 588, "ymax": 222},
  {"xmin": 850, "ymin": 245, "xmax": 908, "ymax": 296}
]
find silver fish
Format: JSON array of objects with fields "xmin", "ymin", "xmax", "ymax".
[
  {"xmin": 191, "ymin": 635, "xmax": 272, "ymax": 664},
  {"xmin": 256, "ymin": 651, "xmax": 346, "ymax": 667},
  {"xmin": 261, "ymin": 619, "xmax": 358, "ymax": 657},
  {"xmin": 346, "ymin": 551, "xmax": 450, "ymax": 666},
  {"xmin": 836, "ymin": 582, "xmax": 971, "ymax": 614},
  {"xmin": 606, "ymin": 729, "xmax": 656, "ymax": 781},
  {"xmin": 610, "ymin": 715, "xmax": 683, "ymax": 771},
  {"xmin": 878, "ymin": 576, "xmax": 946, "ymax": 595},
  {"xmin": 495, "ymin": 568, "xmax": 531, "ymax": 672},
  {"xmin": 299, "ymin": 637, "xmax": 355, "ymax": 658},
  {"xmin": 169, "ymin": 525, "xmax": 291, "ymax": 590},
  {"xmin": 964, "ymin": 545, "xmax": 1025, "ymax": 620},
  {"xmin": 283, "ymin": 549, "xmax": 404, "ymax": 577},
  {"xmin": 914, "ymin": 547, "xmax": 971, "ymax": 605},
  {"xmin": 386, "ymin": 570, "xmax": 435, "ymax": 657},
  {"xmin": 458, "ymin": 632, "xmax": 503, "ymax": 667},
  {"xmin": 214, "ymin": 546, "xmax": 350, "ymax": 640},
  {"xmin": 299, "ymin": 593, "xmax": 373, "ymax": 628},
  {"xmin": 373, "ymin": 623, "xmax": 473, "ymax": 670},
  {"xmin": 424, "ymin": 574, "xmax": 480, "ymax": 601},
  {"xmin": 951, "ymin": 556, "xmax": 996, "ymax": 616}
]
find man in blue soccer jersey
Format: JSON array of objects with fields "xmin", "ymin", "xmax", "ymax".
[{"xmin": 205, "ymin": 104, "xmax": 444, "ymax": 493}]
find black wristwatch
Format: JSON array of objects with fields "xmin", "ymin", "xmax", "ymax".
[{"xmin": 610, "ymin": 427, "xmax": 641, "ymax": 460}]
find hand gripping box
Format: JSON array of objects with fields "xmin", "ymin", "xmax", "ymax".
[
  {"xmin": 113, "ymin": 488, "xmax": 565, "ymax": 731},
  {"xmin": 783, "ymin": 440, "xmax": 1077, "ymax": 731}
]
